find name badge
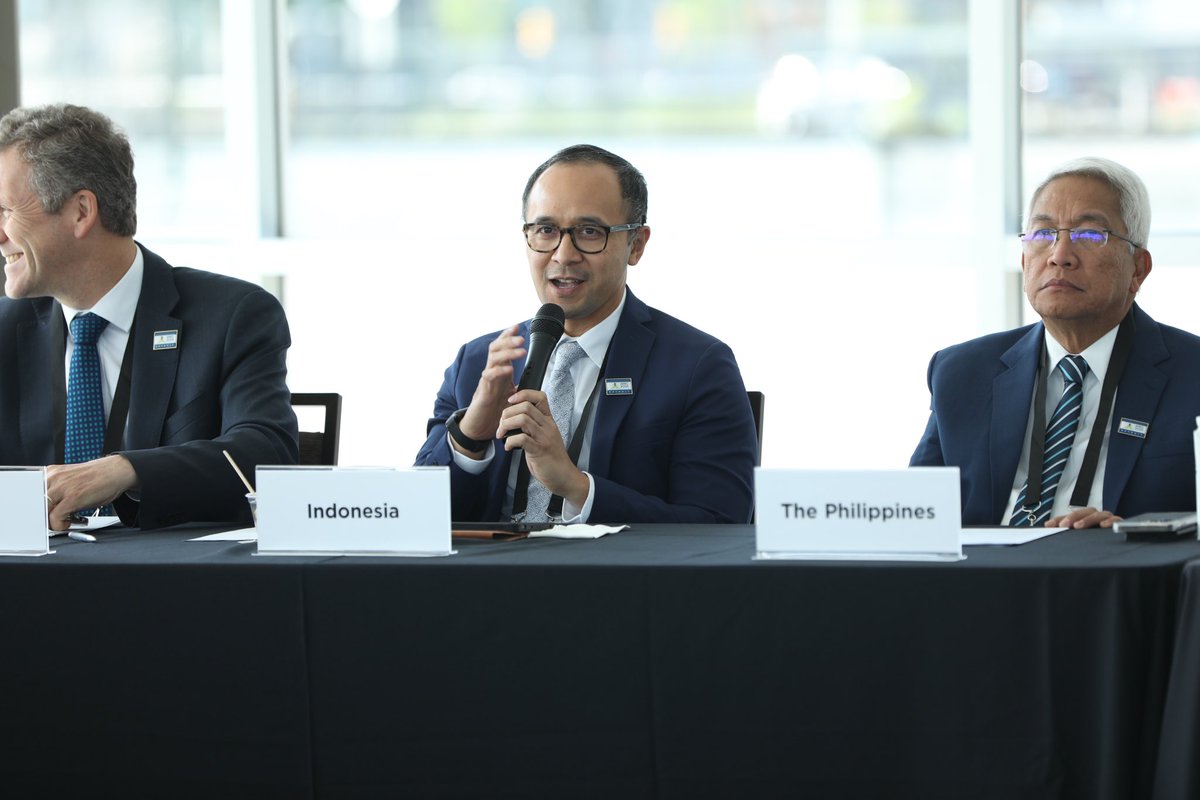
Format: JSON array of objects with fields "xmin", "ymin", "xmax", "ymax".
[
  {"xmin": 153, "ymin": 330, "xmax": 179, "ymax": 350},
  {"xmin": 755, "ymin": 467, "xmax": 963, "ymax": 561},
  {"xmin": 605, "ymin": 378, "xmax": 633, "ymax": 396},
  {"xmin": 1117, "ymin": 418, "xmax": 1149, "ymax": 439},
  {"xmin": 255, "ymin": 466, "xmax": 453, "ymax": 556},
  {"xmin": 0, "ymin": 467, "xmax": 51, "ymax": 556}
]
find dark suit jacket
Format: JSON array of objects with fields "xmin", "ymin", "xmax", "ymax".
[
  {"xmin": 415, "ymin": 290, "xmax": 757, "ymax": 524},
  {"xmin": 0, "ymin": 244, "xmax": 298, "ymax": 528},
  {"xmin": 910, "ymin": 304, "xmax": 1200, "ymax": 525}
]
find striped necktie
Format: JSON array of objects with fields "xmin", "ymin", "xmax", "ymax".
[{"xmin": 1009, "ymin": 355, "xmax": 1089, "ymax": 527}]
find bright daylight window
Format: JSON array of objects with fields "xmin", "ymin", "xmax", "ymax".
[
  {"xmin": 281, "ymin": 0, "xmax": 975, "ymax": 467},
  {"xmin": 20, "ymin": 1, "xmax": 1194, "ymax": 468},
  {"xmin": 16, "ymin": 0, "xmax": 226, "ymax": 240},
  {"xmin": 1021, "ymin": 0, "xmax": 1200, "ymax": 327}
]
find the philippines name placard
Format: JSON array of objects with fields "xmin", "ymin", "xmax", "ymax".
[
  {"xmin": 755, "ymin": 467, "xmax": 963, "ymax": 561},
  {"xmin": 255, "ymin": 466, "xmax": 453, "ymax": 556},
  {"xmin": 0, "ymin": 467, "xmax": 51, "ymax": 557}
]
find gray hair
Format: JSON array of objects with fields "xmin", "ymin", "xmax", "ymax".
[
  {"xmin": 1028, "ymin": 156, "xmax": 1150, "ymax": 248},
  {"xmin": 0, "ymin": 104, "xmax": 137, "ymax": 237}
]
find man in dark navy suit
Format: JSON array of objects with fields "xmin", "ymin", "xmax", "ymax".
[
  {"xmin": 0, "ymin": 104, "xmax": 297, "ymax": 530},
  {"xmin": 911, "ymin": 157, "xmax": 1200, "ymax": 528},
  {"xmin": 415, "ymin": 145, "xmax": 756, "ymax": 524}
]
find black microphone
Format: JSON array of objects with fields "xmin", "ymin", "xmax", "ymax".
[{"xmin": 505, "ymin": 303, "xmax": 565, "ymax": 438}]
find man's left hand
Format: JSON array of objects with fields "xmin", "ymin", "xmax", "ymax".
[
  {"xmin": 498, "ymin": 389, "xmax": 589, "ymax": 507},
  {"xmin": 1045, "ymin": 507, "xmax": 1123, "ymax": 529},
  {"xmin": 45, "ymin": 455, "xmax": 139, "ymax": 531}
]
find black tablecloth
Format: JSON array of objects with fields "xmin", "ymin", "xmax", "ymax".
[
  {"xmin": 1, "ymin": 525, "xmax": 1198, "ymax": 799},
  {"xmin": 1154, "ymin": 559, "xmax": 1200, "ymax": 800}
]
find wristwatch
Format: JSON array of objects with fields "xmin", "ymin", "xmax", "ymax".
[{"xmin": 446, "ymin": 409, "xmax": 489, "ymax": 454}]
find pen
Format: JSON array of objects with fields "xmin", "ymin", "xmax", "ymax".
[
  {"xmin": 68, "ymin": 531, "xmax": 97, "ymax": 543},
  {"xmin": 223, "ymin": 449, "xmax": 255, "ymax": 494}
]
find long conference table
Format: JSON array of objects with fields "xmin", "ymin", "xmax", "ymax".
[{"xmin": 1, "ymin": 524, "xmax": 1199, "ymax": 799}]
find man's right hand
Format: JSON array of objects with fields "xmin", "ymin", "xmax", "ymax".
[{"xmin": 451, "ymin": 324, "xmax": 526, "ymax": 458}]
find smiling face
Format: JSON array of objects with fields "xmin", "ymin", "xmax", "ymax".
[
  {"xmin": 524, "ymin": 161, "xmax": 649, "ymax": 337},
  {"xmin": 1021, "ymin": 174, "xmax": 1152, "ymax": 352},
  {"xmin": 0, "ymin": 146, "xmax": 76, "ymax": 300}
]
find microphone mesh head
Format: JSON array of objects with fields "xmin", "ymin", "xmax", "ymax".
[{"xmin": 530, "ymin": 303, "xmax": 565, "ymax": 336}]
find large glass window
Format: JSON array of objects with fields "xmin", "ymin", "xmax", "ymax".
[
  {"xmin": 1022, "ymin": 0, "xmax": 1200, "ymax": 328},
  {"xmin": 16, "ymin": 0, "xmax": 227, "ymax": 239},
  {"xmin": 281, "ymin": 0, "xmax": 975, "ymax": 467},
  {"xmin": 19, "ymin": 2, "xmax": 1191, "ymax": 469}
]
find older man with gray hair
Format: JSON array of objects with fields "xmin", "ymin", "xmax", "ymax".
[
  {"xmin": 0, "ymin": 103, "xmax": 297, "ymax": 530},
  {"xmin": 911, "ymin": 156, "xmax": 1200, "ymax": 528}
]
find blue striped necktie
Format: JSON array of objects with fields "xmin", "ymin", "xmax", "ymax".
[
  {"xmin": 1009, "ymin": 355, "xmax": 1090, "ymax": 527},
  {"xmin": 65, "ymin": 312, "xmax": 113, "ymax": 515}
]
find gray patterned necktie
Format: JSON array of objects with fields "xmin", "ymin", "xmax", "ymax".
[{"xmin": 521, "ymin": 340, "xmax": 587, "ymax": 522}]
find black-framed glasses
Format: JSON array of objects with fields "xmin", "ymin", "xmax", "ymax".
[
  {"xmin": 523, "ymin": 222, "xmax": 644, "ymax": 254},
  {"xmin": 1018, "ymin": 227, "xmax": 1143, "ymax": 251}
]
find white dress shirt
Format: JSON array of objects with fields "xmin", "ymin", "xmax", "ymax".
[
  {"xmin": 450, "ymin": 290, "xmax": 627, "ymax": 522},
  {"xmin": 1003, "ymin": 324, "xmax": 1120, "ymax": 523},
  {"xmin": 60, "ymin": 248, "xmax": 143, "ymax": 422}
]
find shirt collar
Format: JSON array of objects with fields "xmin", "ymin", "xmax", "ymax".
[
  {"xmin": 1045, "ymin": 321, "xmax": 1119, "ymax": 385},
  {"xmin": 558, "ymin": 288, "xmax": 627, "ymax": 369},
  {"xmin": 60, "ymin": 246, "xmax": 143, "ymax": 333}
]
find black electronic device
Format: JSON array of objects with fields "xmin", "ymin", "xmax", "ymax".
[{"xmin": 504, "ymin": 303, "xmax": 565, "ymax": 439}]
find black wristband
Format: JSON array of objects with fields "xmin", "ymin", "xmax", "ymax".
[{"xmin": 446, "ymin": 409, "xmax": 489, "ymax": 453}]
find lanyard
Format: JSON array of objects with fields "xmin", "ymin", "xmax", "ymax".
[
  {"xmin": 512, "ymin": 347, "xmax": 610, "ymax": 519},
  {"xmin": 53, "ymin": 316, "xmax": 137, "ymax": 462},
  {"xmin": 1019, "ymin": 313, "xmax": 1134, "ymax": 519}
]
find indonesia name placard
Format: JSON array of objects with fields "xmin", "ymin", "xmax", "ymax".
[
  {"xmin": 255, "ymin": 466, "xmax": 453, "ymax": 556},
  {"xmin": 755, "ymin": 467, "xmax": 963, "ymax": 561}
]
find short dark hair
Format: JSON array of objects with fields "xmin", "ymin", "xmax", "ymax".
[
  {"xmin": 522, "ymin": 144, "xmax": 648, "ymax": 225},
  {"xmin": 0, "ymin": 103, "xmax": 137, "ymax": 236}
]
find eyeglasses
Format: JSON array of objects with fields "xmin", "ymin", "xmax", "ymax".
[
  {"xmin": 523, "ymin": 222, "xmax": 643, "ymax": 254},
  {"xmin": 1018, "ymin": 227, "xmax": 1143, "ymax": 251}
]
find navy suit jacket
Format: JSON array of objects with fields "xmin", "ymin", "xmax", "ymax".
[
  {"xmin": 910, "ymin": 304, "xmax": 1200, "ymax": 525},
  {"xmin": 415, "ymin": 290, "xmax": 757, "ymax": 524},
  {"xmin": 0, "ymin": 245, "xmax": 298, "ymax": 528}
]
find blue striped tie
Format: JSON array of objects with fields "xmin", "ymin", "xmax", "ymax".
[
  {"xmin": 65, "ymin": 313, "xmax": 113, "ymax": 515},
  {"xmin": 1009, "ymin": 355, "xmax": 1089, "ymax": 527}
]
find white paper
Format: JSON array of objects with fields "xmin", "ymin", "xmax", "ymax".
[
  {"xmin": 528, "ymin": 524, "xmax": 627, "ymax": 539},
  {"xmin": 189, "ymin": 528, "xmax": 257, "ymax": 542},
  {"xmin": 960, "ymin": 526, "xmax": 1066, "ymax": 546},
  {"xmin": 48, "ymin": 515, "xmax": 123, "ymax": 537}
]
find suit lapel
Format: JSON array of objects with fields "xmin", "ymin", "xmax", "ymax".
[
  {"xmin": 587, "ymin": 292, "xmax": 654, "ymax": 477},
  {"xmin": 1104, "ymin": 305, "xmax": 1167, "ymax": 509},
  {"xmin": 123, "ymin": 246, "xmax": 181, "ymax": 450},
  {"xmin": 16, "ymin": 301, "xmax": 61, "ymax": 464},
  {"xmin": 989, "ymin": 324, "xmax": 1043, "ymax": 522}
]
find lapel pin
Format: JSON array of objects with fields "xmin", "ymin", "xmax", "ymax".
[
  {"xmin": 605, "ymin": 378, "xmax": 633, "ymax": 396},
  {"xmin": 1117, "ymin": 418, "xmax": 1149, "ymax": 439},
  {"xmin": 153, "ymin": 330, "xmax": 179, "ymax": 351}
]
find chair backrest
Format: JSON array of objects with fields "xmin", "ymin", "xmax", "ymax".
[
  {"xmin": 746, "ymin": 390, "xmax": 765, "ymax": 467},
  {"xmin": 291, "ymin": 393, "xmax": 342, "ymax": 466}
]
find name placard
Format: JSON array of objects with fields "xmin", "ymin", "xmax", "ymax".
[
  {"xmin": 755, "ymin": 467, "xmax": 963, "ymax": 561},
  {"xmin": 255, "ymin": 466, "xmax": 453, "ymax": 556},
  {"xmin": 0, "ymin": 467, "xmax": 51, "ymax": 557}
]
